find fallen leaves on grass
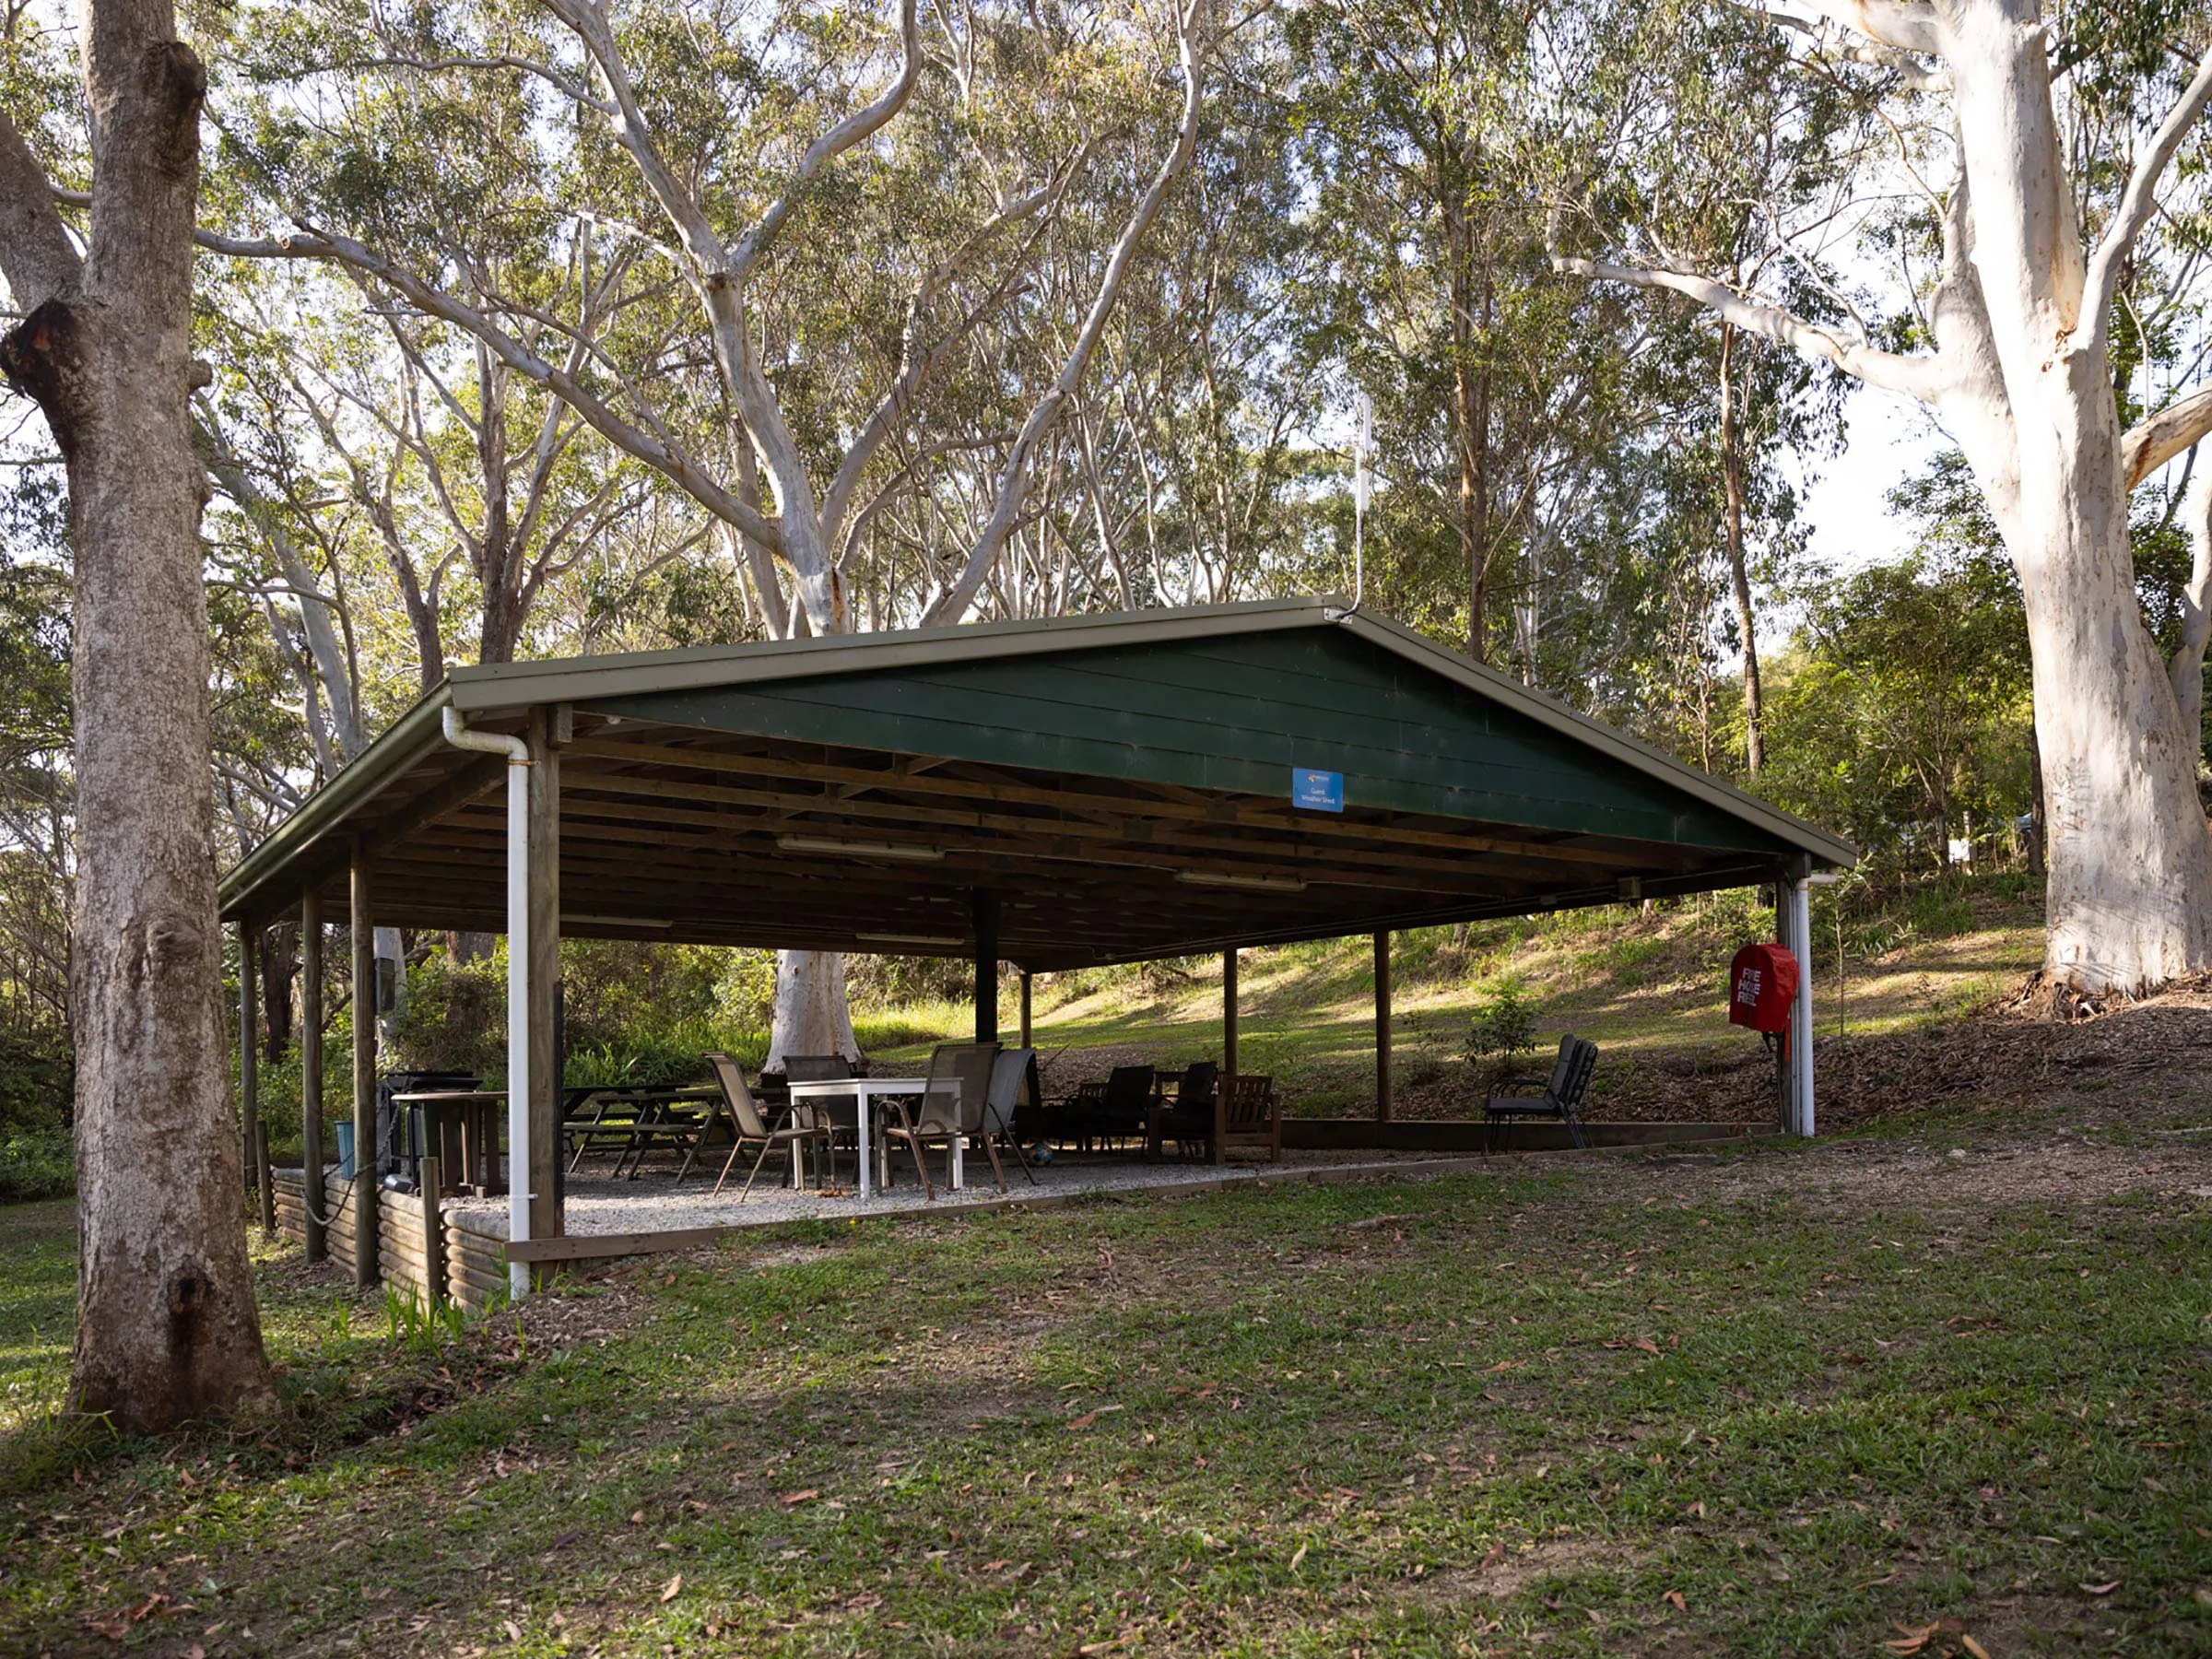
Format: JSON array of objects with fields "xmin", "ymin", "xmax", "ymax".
[
  {"xmin": 660, "ymin": 1574, "xmax": 683, "ymax": 1603},
  {"xmin": 1660, "ymin": 1589, "xmax": 1688, "ymax": 1611},
  {"xmin": 1341, "ymin": 1214, "xmax": 1406, "ymax": 1233},
  {"xmin": 2078, "ymin": 1579, "xmax": 2120, "ymax": 1595},
  {"xmin": 1067, "ymin": 1405, "xmax": 1124, "ymax": 1430},
  {"xmin": 1885, "ymin": 1618, "xmax": 1970, "ymax": 1654},
  {"xmin": 776, "ymin": 1488, "xmax": 819, "ymax": 1506},
  {"xmin": 1289, "ymin": 1543, "xmax": 1308, "ymax": 1572},
  {"xmin": 1075, "ymin": 1629, "xmax": 1140, "ymax": 1654}
]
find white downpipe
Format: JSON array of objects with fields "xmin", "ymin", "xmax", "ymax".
[
  {"xmin": 1788, "ymin": 877, "xmax": 1816, "ymax": 1137},
  {"xmin": 441, "ymin": 708, "xmax": 535, "ymax": 1298}
]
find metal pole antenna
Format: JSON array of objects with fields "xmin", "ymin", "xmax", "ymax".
[{"xmin": 1328, "ymin": 396, "xmax": 1371, "ymax": 622}]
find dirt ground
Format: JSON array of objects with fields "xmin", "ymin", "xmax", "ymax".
[{"xmin": 1041, "ymin": 976, "xmax": 2212, "ymax": 1131}]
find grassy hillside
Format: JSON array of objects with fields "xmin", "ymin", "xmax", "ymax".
[{"xmin": 876, "ymin": 873, "xmax": 2048, "ymax": 1124}]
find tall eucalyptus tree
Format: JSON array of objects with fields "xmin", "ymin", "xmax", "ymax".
[
  {"xmin": 1553, "ymin": 0, "xmax": 2212, "ymax": 994},
  {"xmin": 0, "ymin": 0, "xmax": 272, "ymax": 1428}
]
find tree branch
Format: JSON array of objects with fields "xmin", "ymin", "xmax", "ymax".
[
  {"xmin": 536, "ymin": 0, "xmax": 731, "ymax": 275},
  {"xmin": 924, "ymin": 0, "xmax": 1211, "ymax": 625},
  {"xmin": 2078, "ymin": 41, "xmax": 2212, "ymax": 354},
  {"xmin": 1548, "ymin": 250, "xmax": 1948, "ymax": 402},
  {"xmin": 1793, "ymin": 0, "xmax": 1944, "ymax": 58},
  {"xmin": 726, "ymin": 0, "xmax": 924, "ymax": 288},
  {"xmin": 2124, "ymin": 382, "xmax": 2212, "ymax": 489},
  {"xmin": 821, "ymin": 162, "xmax": 1077, "ymax": 552},
  {"xmin": 195, "ymin": 223, "xmax": 784, "ymax": 551},
  {"xmin": 0, "ymin": 109, "xmax": 81, "ymax": 311},
  {"xmin": 1754, "ymin": 5, "xmax": 1947, "ymax": 90}
]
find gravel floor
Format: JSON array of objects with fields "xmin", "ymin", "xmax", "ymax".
[{"xmin": 445, "ymin": 1147, "xmax": 1477, "ymax": 1237}]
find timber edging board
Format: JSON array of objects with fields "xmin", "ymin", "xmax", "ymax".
[
  {"xmin": 1282, "ymin": 1118, "xmax": 1772, "ymax": 1153},
  {"xmin": 274, "ymin": 1170, "xmax": 511, "ymax": 1311},
  {"xmin": 282, "ymin": 1125, "xmax": 1772, "ymax": 1286},
  {"xmin": 507, "ymin": 1126, "xmax": 1771, "ymax": 1265}
]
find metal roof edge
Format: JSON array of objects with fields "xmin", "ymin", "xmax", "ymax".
[
  {"xmin": 1335, "ymin": 610, "xmax": 1858, "ymax": 868},
  {"xmin": 446, "ymin": 597, "xmax": 1338, "ymax": 713},
  {"xmin": 217, "ymin": 686, "xmax": 456, "ymax": 921}
]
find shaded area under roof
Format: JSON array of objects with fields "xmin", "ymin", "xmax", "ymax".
[{"xmin": 218, "ymin": 600, "xmax": 1852, "ymax": 969}]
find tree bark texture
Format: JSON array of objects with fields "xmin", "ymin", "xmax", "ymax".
[
  {"xmin": 1944, "ymin": 16, "xmax": 2212, "ymax": 991},
  {"xmin": 765, "ymin": 950, "xmax": 862, "ymax": 1069},
  {"xmin": 1717, "ymin": 323, "xmax": 1763, "ymax": 776},
  {"xmin": 0, "ymin": 0, "xmax": 273, "ymax": 1428},
  {"xmin": 1449, "ymin": 205, "xmax": 1492, "ymax": 665},
  {"xmin": 258, "ymin": 919, "xmax": 295, "ymax": 1061}
]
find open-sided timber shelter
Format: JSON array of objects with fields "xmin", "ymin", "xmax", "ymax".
[{"xmin": 219, "ymin": 598, "xmax": 1853, "ymax": 1296}]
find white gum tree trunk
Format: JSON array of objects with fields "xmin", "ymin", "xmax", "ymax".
[
  {"xmin": 1555, "ymin": 0, "xmax": 2212, "ymax": 995},
  {"xmin": 765, "ymin": 949, "xmax": 862, "ymax": 1068},
  {"xmin": 0, "ymin": 0, "xmax": 273, "ymax": 1426}
]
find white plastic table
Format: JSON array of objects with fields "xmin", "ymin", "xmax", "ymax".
[{"xmin": 785, "ymin": 1076, "xmax": 956, "ymax": 1201}]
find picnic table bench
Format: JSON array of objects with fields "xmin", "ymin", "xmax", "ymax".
[{"xmin": 562, "ymin": 1084, "xmax": 726, "ymax": 1181}]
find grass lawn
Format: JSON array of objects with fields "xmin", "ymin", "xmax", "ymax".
[
  {"xmin": 910, "ymin": 882, "xmax": 2052, "ymax": 1121},
  {"xmin": 2, "ymin": 1124, "xmax": 2208, "ymax": 1656}
]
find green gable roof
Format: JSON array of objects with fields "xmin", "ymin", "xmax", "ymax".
[{"xmin": 219, "ymin": 599, "xmax": 1850, "ymax": 965}]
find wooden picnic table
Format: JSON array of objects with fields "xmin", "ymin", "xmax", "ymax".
[{"xmin": 561, "ymin": 1084, "xmax": 725, "ymax": 1182}]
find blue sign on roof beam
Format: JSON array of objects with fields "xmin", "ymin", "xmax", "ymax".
[{"xmin": 1292, "ymin": 767, "xmax": 1345, "ymax": 812}]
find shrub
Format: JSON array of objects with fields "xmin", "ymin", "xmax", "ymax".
[
  {"xmin": 564, "ymin": 939, "xmax": 724, "ymax": 1048},
  {"xmin": 0, "ymin": 1029, "xmax": 69, "ymax": 1135},
  {"xmin": 712, "ymin": 950, "xmax": 779, "ymax": 1030},
  {"xmin": 562, "ymin": 1018, "xmax": 736, "ymax": 1088},
  {"xmin": 1465, "ymin": 978, "xmax": 1539, "ymax": 1077},
  {"xmin": 844, "ymin": 953, "xmax": 971, "ymax": 1012},
  {"xmin": 0, "ymin": 1127, "xmax": 73, "ymax": 1204},
  {"xmin": 386, "ymin": 955, "xmax": 504, "ymax": 1077}
]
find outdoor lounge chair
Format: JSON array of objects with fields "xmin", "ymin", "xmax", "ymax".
[
  {"xmin": 1218, "ymin": 1074, "xmax": 1283, "ymax": 1162},
  {"xmin": 1482, "ymin": 1036, "xmax": 1597, "ymax": 1155},
  {"xmin": 707, "ymin": 1052, "xmax": 830, "ymax": 1199},
  {"xmin": 1077, "ymin": 1065, "xmax": 1155, "ymax": 1149},
  {"xmin": 1144, "ymin": 1061, "xmax": 1219, "ymax": 1159},
  {"xmin": 884, "ymin": 1042, "xmax": 1000, "ymax": 1199}
]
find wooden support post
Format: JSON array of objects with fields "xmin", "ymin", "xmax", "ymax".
[
  {"xmin": 349, "ymin": 837, "xmax": 381, "ymax": 1288},
  {"xmin": 1019, "ymin": 970, "xmax": 1032, "ymax": 1049},
  {"xmin": 525, "ymin": 708, "xmax": 563, "ymax": 1253},
  {"xmin": 972, "ymin": 888, "xmax": 1000, "ymax": 1043},
  {"xmin": 1373, "ymin": 930, "xmax": 1393, "ymax": 1124},
  {"xmin": 1217, "ymin": 947, "xmax": 1238, "ymax": 1168},
  {"xmin": 1223, "ymin": 947, "xmax": 1240, "ymax": 1077},
  {"xmin": 239, "ymin": 924, "xmax": 262, "ymax": 1224},
  {"xmin": 300, "ymin": 889, "xmax": 325, "ymax": 1263},
  {"xmin": 418, "ymin": 1155, "xmax": 446, "ymax": 1307}
]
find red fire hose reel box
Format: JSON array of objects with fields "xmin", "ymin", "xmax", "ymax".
[{"xmin": 1728, "ymin": 942, "xmax": 1800, "ymax": 1034}]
